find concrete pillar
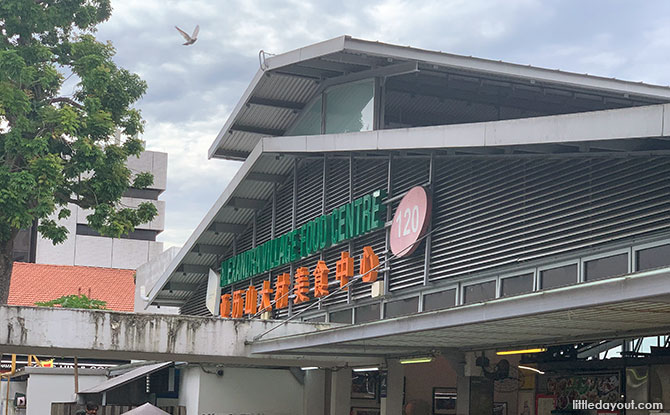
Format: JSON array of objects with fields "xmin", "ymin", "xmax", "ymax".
[
  {"xmin": 329, "ymin": 367, "xmax": 352, "ymax": 415},
  {"xmin": 380, "ymin": 360, "xmax": 404, "ymax": 415},
  {"xmin": 304, "ymin": 369, "xmax": 326, "ymax": 415},
  {"xmin": 456, "ymin": 376, "xmax": 493, "ymax": 415}
]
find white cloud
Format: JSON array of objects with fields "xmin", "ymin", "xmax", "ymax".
[{"xmin": 89, "ymin": 0, "xmax": 670, "ymax": 250}]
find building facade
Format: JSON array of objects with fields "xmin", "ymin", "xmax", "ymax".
[
  {"xmin": 142, "ymin": 36, "xmax": 670, "ymax": 414},
  {"xmin": 12, "ymin": 150, "xmax": 167, "ymax": 270}
]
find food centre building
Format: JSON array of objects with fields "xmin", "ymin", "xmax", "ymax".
[{"xmin": 144, "ymin": 36, "xmax": 670, "ymax": 414}]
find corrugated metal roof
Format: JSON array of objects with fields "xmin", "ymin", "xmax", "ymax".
[
  {"xmin": 79, "ymin": 362, "xmax": 171, "ymax": 394},
  {"xmin": 209, "ymin": 35, "xmax": 670, "ymax": 160}
]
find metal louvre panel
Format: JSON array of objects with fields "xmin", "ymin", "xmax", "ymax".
[
  {"xmin": 352, "ymin": 158, "xmax": 388, "ymax": 199},
  {"xmin": 388, "ymin": 158, "xmax": 431, "ymax": 291},
  {"xmin": 288, "ymin": 255, "xmax": 321, "ymax": 315},
  {"xmin": 255, "ymin": 200, "xmax": 273, "ymax": 246},
  {"xmin": 429, "ymin": 156, "xmax": 670, "ymax": 281},
  {"xmin": 274, "ymin": 178, "xmax": 294, "ymax": 236},
  {"xmin": 236, "ymin": 224, "xmax": 254, "ymax": 253},
  {"xmin": 321, "ymin": 245, "xmax": 351, "ymax": 308},
  {"xmin": 271, "ymin": 265, "xmax": 292, "ymax": 319},
  {"xmin": 179, "ymin": 280, "xmax": 209, "ymax": 316},
  {"xmin": 296, "ymin": 159, "xmax": 325, "ymax": 224},
  {"xmin": 351, "ymin": 229, "xmax": 387, "ymax": 301},
  {"xmin": 326, "ymin": 158, "xmax": 350, "ymax": 210}
]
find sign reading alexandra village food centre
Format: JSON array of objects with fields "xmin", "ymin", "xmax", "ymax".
[{"xmin": 220, "ymin": 189, "xmax": 387, "ymax": 287}]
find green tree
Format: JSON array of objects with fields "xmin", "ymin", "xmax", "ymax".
[
  {"xmin": 36, "ymin": 293, "xmax": 106, "ymax": 309},
  {"xmin": 0, "ymin": 1, "xmax": 157, "ymax": 303}
]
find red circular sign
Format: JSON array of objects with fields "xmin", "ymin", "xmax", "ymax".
[{"xmin": 390, "ymin": 186, "xmax": 432, "ymax": 257}]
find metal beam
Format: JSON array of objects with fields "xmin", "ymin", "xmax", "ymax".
[
  {"xmin": 247, "ymin": 97, "xmax": 305, "ymax": 111},
  {"xmin": 273, "ymin": 65, "xmax": 342, "ymax": 79},
  {"xmin": 208, "ymin": 222, "xmax": 247, "ymax": 234},
  {"xmin": 177, "ymin": 264, "xmax": 209, "ymax": 274},
  {"xmin": 230, "ymin": 124, "xmax": 285, "ymax": 137},
  {"xmin": 212, "ymin": 148, "xmax": 250, "ymax": 160},
  {"xmin": 229, "ymin": 197, "xmax": 267, "ymax": 210},
  {"xmin": 246, "ymin": 172, "xmax": 289, "ymax": 184},
  {"xmin": 318, "ymin": 61, "xmax": 419, "ymax": 92},
  {"xmin": 164, "ymin": 282, "xmax": 200, "ymax": 291},
  {"xmin": 577, "ymin": 340, "xmax": 624, "ymax": 359},
  {"xmin": 192, "ymin": 244, "xmax": 227, "ymax": 255}
]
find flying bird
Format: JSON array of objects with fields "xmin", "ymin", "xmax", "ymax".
[{"xmin": 175, "ymin": 25, "xmax": 199, "ymax": 46}]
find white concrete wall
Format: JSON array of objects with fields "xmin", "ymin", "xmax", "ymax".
[
  {"xmin": 178, "ymin": 366, "xmax": 201, "ymax": 415},
  {"xmin": 24, "ymin": 372, "xmax": 106, "ymax": 415},
  {"xmin": 181, "ymin": 366, "xmax": 304, "ymax": 415},
  {"xmin": 135, "ymin": 247, "xmax": 181, "ymax": 314},
  {"xmin": 0, "ymin": 379, "xmax": 27, "ymax": 415},
  {"xmin": 34, "ymin": 150, "xmax": 167, "ymax": 270}
]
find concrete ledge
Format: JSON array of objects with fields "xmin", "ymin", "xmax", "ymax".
[{"xmin": 0, "ymin": 306, "xmax": 371, "ymax": 366}]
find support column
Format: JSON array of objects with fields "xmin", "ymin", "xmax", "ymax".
[
  {"xmin": 304, "ymin": 369, "xmax": 326, "ymax": 415},
  {"xmin": 456, "ymin": 352, "xmax": 493, "ymax": 415},
  {"xmin": 330, "ymin": 367, "xmax": 352, "ymax": 415},
  {"xmin": 380, "ymin": 360, "xmax": 404, "ymax": 415}
]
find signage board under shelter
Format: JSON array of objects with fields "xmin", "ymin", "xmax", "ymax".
[{"xmin": 220, "ymin": 189, "xmax": 387, "ymax": 287}]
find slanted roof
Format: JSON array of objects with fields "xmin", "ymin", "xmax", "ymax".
[
  {"xmin": 9, "ymin": 262, "xmax": 135, "ymax": 312},
  {"xmin": 209, "ymin": 35, "xmax": 670, "ymax": 161},
  {"xmin": 122, "ymin": 403, "xmax": 170, "ymax": 415},
  {"xmin": 79, "ymin": 362, "xmax": 172, "ymax": 394},
  {"xmin": 147, "ymin": 103, "xmax": 670, "ymax": 309}
]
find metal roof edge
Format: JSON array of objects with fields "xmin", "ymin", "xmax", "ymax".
[
  {"xmin": 343, "ymin": 37, "xmax": 670, "ymax": 100},
  {"xmin": 260, "ymin": 103, "xmax": 669, "ymax": 154},
  {"xmin": 146, "ymin": 143, "xmax": 267, "ymax": 307},
  {"xmin": 208, "ymin": 69, "xmax": 265, "ymax": 159},
  {"xmin": 250, "ymin": 266, "xmax": 670, "ymax": 354}
]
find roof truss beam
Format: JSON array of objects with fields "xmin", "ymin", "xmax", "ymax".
[
  {"xmin": 246, "ymin": 172, "xmax": 289, "ymax": 184},
  {"xmin": 192, "ymin": 244, "xmax": 227, "ymax": 255},
  {"xmin": 208, "ymin": 222, "xmax": 247, "ymax": 234},
  {"xmin": 212, "ymin": 148, "xmax": 250, "ymax": 161},
  {"xmin": 229, "ymin": 197, "xmax": 267, "ymax": 210},
  {"xmin": 247, "ymin": 97, "xmax": 305, "ymax": 111},
  {"xmin": 164, "ymin": 282, "xmax": 201, "ymax": 291},
  {"xmin": 177, "ymin": 264, "xmax": 209, "ymax": 274},
  {"xmin": 230, "ymin": 124, "xmax": 285, "ymax": 137}
]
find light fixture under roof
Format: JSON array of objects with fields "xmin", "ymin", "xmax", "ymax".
[
  {"xmin": 399, "ymin": 357, "xmax": 433, "ymax": 365},
  {"xmin": 518, "ymin": 365, "xmax": 545, "ymax": 375},
  {"xmin": 300, "ymin": 366, "xmax": 319, "ymax": 371},
  {"xmin": 352, "ymin": 367, "xmax": 379, "ymax": 372},
  {"xmin": 496, "ymin": 348, "xmax": 547, "ymax": 356}
]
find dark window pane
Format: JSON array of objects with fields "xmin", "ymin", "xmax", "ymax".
[
  {"xmin": 584, "ymin": 253, "xmax": 628, "ymax": 282},
  {"xmin": 385, "ymin": 297, "xmax": 419, "ymax": 318},
  {"xmin": 501, "ymin": 273, "xmax": 534, "ymax": 297},
  {"xmin": 540, "ymin": 264, "xmax": 577, "ymax": 289},
  {"xmin": 355, "ymin": 303, "xmax": 380, "ymax": 324},
  {"xmin": 463, "ymin": 281, "xmax": 496, "ymax": 304},
  {"xmin": 329, "ymin": 309, "xmax": 352, "ymax": 324},
  {"xmin": 637, "ymin": 244, "xmax": 670, "ymax": 271},
  {"xmin": 304, "ymin": 315, "xmax": 326, "ymax": 323},
  {"xmin": 424, "ymin": 289, "xmax": 456, "ymax": 312}
]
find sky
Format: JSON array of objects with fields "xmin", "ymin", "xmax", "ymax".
[{"xmin": 94, "ymin": 0, "xmax": 670, "ymax": 249}]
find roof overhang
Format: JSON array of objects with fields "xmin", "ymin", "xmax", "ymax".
[
  {"xmin": 148, "ymin": 103, "xmax": 670, "ymax": 308},
  {"xmin": 209, "ymin": 35, "xmax": 670, "ymax": 160},
  {"xmin": 250, "ymin": 267, "xmax": 670, "ymax": 357}
]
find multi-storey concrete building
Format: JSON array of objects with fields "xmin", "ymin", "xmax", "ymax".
[{"xmin": 12, "ymin": 150, "xmax": 167, "ymax": 270}]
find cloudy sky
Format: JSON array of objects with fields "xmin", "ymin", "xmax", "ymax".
[{"xmin": 95, "ymin": 0, "xmax": 670, "ymax": 249}]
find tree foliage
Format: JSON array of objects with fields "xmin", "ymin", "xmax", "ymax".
[
  {"xmin": 0, "ymin": 0, "xmax": 157, "ymax": 303},
  {"xmin": 36, "ymin": 293, "xmax": 107, "ymax": 309}
]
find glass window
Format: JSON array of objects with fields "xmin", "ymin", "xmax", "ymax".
[
  {"xmin": 463, "ymin": 281, "xmax": 496, "ymax": 304},
  {"xmin": 501, "ymin": 273, "xmax": 534, "ymax": 297},
  {"xmin": 385, "ymin": 297, "xmax": 419, "ymax": 318},
  {"xmin": 355, "ymin": 303, "xmax": 380, "ymax": 324},
  {"xmin": 540, "ymin": 264, "xmax": 577, "ymax": 289},
  {"xmin": 325, "ymin": 80, "xmax": 374, "ymax": 134},
  {"xmin": 423, "ymin": 289, "xmax": 456, "ymax": 312},
  {"xmin": 329, "ymin": 309, "xmax": 351, "ymax": 324},
  {"xmin": 287, "ymin": 95, "xmax": 322, "ymax": 136},
  {"xmin": 304, "ymin": 315, "xmax": 326, "ymax": 323},
  {"xmin": 584, "ymin": 253, "xmax": 628, "ymax": 282},
  {"xmin": 637, "ymin": 244, "xmax": 670, "ymax": 271}
]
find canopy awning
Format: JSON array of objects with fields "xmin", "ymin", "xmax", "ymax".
[{"xmin": 250, "ymin": 267, "xmax": 670, "ymax": 357}]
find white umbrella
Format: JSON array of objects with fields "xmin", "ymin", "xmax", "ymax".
[{"xmin": 121, "ymin": 403, "xmax": 170, "ymax": 415}]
